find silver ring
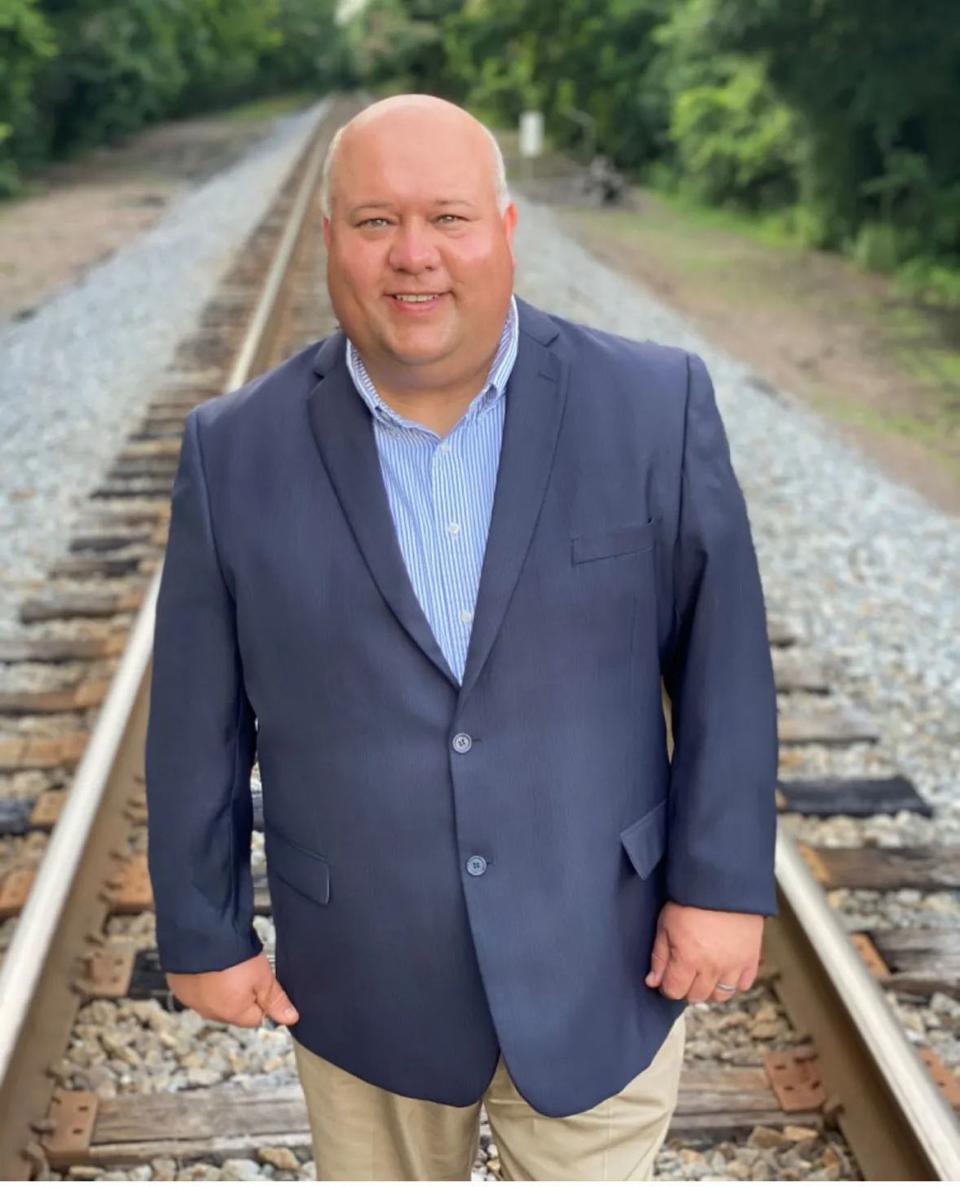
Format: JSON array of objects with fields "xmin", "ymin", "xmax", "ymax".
[{"xmin": 716, "ymin": 982, "xmax": 737, "ymax": 993}]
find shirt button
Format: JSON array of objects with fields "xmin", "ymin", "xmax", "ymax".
[
  {"xmin": 447, "ymin": 521, "xmax": 461, "ymax": 536},
  {"xmin": 439, "ymin": 441, "xmax": 452, "ymax": 453},
  {"xmin": 452, "ymin": 732, "xmax": 472, "ymax": 754},
  {"xmin": 466, "ymin": 855, "xmax": 487, "ymax": 876},
  {"xmin": 459, "ymin": 610, "xmax": 473, "ymax": 625}
]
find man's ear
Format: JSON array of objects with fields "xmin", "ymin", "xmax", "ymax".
[
  {"xmin": 322, "ymin": 215, "xmax": 332, "ymax": 250},
  {"xmin": 503, "ymin": 201, "xmax": 518, "ymax": 265}
]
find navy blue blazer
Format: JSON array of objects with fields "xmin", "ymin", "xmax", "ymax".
[{"xmin": 145, "ymin": 296, "xmax": 778, "ymax": 1117}]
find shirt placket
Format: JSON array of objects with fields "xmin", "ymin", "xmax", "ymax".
[{"xmin": 430, "ymin": 423, "xmax": 475, "ymax": 682}]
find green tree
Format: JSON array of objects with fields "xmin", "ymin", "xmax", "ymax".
[
  {"xmin": 442, "ymin": 0, "xmax": 673, "ymax": 170},
  {"xmin": 0, "ymin": 0, "xmax": 56, "ymax": 192},
  {"xmin": 670, "ymin": 61, "xmax": 798, "ymax": 209},
  {"xmin": 699, "ymin": 0, "xmax": 960, "ymax": 253},
  {"xmin": 257, "ymin": 0, "xmax": 346, "ymax": 92}
]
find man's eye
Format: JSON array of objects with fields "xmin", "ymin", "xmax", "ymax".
[
  {"xmin": 358, "ymin": 218, "xmax": 390, "ymax": 228},
  {"xmin": 436, "ymin": 214, "xmax": 464, "ymax": 224}
]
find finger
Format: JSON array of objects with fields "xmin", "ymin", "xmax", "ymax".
[
  {"xmin": 645, "ymin": 930, "xmax": 671, "ymax": 988},
  {"xmin": 684, "ymin": 968, "xmax": 719, "ymax": 1004},
  {"xmin": 258, "ymin": 977, "xmax": 300, "ymax": 1026},
  {"xmin": 232, "ymin": 1001, "xmax": 267, "ymax": 1028},
  {"xmin": 739, "ymin": 961, "xmax": 759, "ymax": 991},
  {"xmin": 658, "ymin": 958, "xmax": 697, "ymax": 1002},
  {"xmin": 709, "ymin": 969, "xmax": 742, "ymax": 1003}
]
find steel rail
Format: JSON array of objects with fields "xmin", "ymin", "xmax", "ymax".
[
  {"xmin": 768, "ymin": 830, "xmax": 960, "ymax": 1179},
  {"xmin": 0, "ymin": 97, "xmax": 333, "ymax": 1179}
]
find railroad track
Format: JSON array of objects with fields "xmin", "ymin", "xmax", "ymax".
[{"xmin": 0, "ymin": 98, "xmax": 959, "ymax": 1181}]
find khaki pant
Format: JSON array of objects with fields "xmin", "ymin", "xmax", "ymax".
[{"xmin": 291, "ymin": 1014, "xmax": 685, "ymax": 1181}]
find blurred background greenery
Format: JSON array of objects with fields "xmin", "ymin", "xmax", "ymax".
[{"xmin": 2, "ymin": 0, "xmax": 958, "ymax": 306}]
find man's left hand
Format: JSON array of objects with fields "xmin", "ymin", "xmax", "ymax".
[{"xmin": 645, "ymin": 902, "xmax": 763, "ymax": 1002}]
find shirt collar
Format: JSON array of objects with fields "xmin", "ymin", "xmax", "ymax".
[{"xmin": 345, "ymin": 293, "xmax": 519, "ymax": 434}]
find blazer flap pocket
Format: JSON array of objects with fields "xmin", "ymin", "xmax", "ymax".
[
  {"xmin": 572, "ymin": 518, "xmax": 656, "ymax": 564},
  {"xmin": 265, "ymin": 823, "xmax": 331, "ymax": 906},
  {"xmin": 620, "ymin": 798, "xmax": 667, "ymax": 879}
]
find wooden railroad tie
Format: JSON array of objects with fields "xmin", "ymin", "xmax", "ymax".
[
  {"xmin": 798, "ymin": 843, "xmax": 960, "ymax": 892},
  {"xmin": 0, "ymin": 634, "xmax": 127, "ymax": 662},
  {"xmin": 37, "ymin": 1065, "xmax": 825, "ymax": 1169},
  {"xmin": 776, "ymin": 775, "xmax": 932, "ymax": 818},
  {"xmin": 850, "ymin": 928, "xmax": 960, "ymax": 996}
]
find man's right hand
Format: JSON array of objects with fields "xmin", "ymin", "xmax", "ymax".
[{"xmin": 166, "ymin": 952, "xmax": 299, "ymax": 1028}]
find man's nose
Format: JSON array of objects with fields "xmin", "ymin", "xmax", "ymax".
[{"xmin": 387, "ymin": 221, "xmax": 440, "ymax": 272}]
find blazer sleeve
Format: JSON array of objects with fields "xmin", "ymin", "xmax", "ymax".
[
  {"xmin": 662, "ymin": 352, "xmax": 779, "ymax": 917},
  {"xmin": 145, "ymin": 408, "xmax": 263, "ymax": 973}
]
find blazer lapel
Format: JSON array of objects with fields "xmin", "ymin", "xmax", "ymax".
[
  {"xmin": 306, "ymin": 334, "xmax": 459, "ymax": 688},
  {"xmin": 458, "ymin": 302, "xmax": 569, "ymax": 707}
]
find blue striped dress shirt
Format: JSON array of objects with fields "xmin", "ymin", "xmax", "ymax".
[{"xmin": 344, "ymin": 294, "xmax": 519, "ymax": 683}]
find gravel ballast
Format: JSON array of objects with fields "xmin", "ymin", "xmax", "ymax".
[{"xmin": 0, "ymin": 99, "xmax": 330, "ymax": 635}]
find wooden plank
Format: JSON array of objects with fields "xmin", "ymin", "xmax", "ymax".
[
  {"xmin": 117, "ymin": 440, "xmax": 184, "ymax": 459},
  {"xmin": 108, "ymin": 459, "xmax": 178, "ymax": 479},
  {"xmin": 69, "ymin": 531, "xmax": 153, "ymax": 553},
  {"xmin": 0, "ymin": 635, "xmax": 125, "ymax": 662},
  {"xmin": 777, "ymin": 776, "xmax": 932, "ymax": 818},
  {"xmin": 130, "ymin": 424, "xmax": 185, "ymax": 441},
  {"xmin": 85, "ymin": 1065, "xmax": 817, "ymax": 1165},
  {"xmin": 803, "ymin": 846, "xmax": 960, "ymax": 891},
  {"xmin": 49, "ymin": 554, "xmax": 150, "ymax": 579},
  {"xmin": 91, "ymin": 481, "xmax": 174, "ymax": 500},
  {"xmin": 778, "ymin": 705, "xmax": 879, "ymax": 746},
  {"xmin": 772, "ymin": 652, "xmax": 831, "ymax": 693},
  {"xmin": 20, "ymin": 589, "xmax": 143, "ymax": 623},
  {"xmin": 869, "ymin": 927, "xmax": 960, "ymax": 993},
  {"xmin": 0, "ymin": 678, "xmax": 111, "ymax": 715},
  {"xmin": 0, "ymin": 732, "xmax": 88, "ymax": 771},
  {"xmin": 74, "ymin": 506, "xmax": 169, "ymax": 528}
]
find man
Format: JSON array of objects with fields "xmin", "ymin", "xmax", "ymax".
[{"xmin": 146, "ymin": 94, "xmax": 779, "ymax": 1180}]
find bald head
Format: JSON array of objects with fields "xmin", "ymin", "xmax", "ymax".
[{"xmin": 321, "ymin": 95, "xmax": 510, "ymax": 218}]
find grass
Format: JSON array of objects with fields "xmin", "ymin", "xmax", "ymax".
[
  {"xmin": 640, "ymin": 186, "xmax": 803, "ymax": 252},
  {"xmin": 217, "ymin": 92, "xmax": 320, "ymax": 123}
]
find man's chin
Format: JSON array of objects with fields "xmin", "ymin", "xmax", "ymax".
[{"xmin": 382, "ymin": 333, "xmax": 457, "ymax": 370}]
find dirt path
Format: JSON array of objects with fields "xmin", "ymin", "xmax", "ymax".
[{"xmin": 0, "ymin": 100, "xmax": 311, "ymax": 322}]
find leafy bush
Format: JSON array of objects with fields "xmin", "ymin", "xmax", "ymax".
[
  {"xmin": 895, "ymin": 257, "xmax": 960, "ymax": 310},
  {"xmin": 850, "ymin": 221, "xmax": 921, "ymax": 274}
]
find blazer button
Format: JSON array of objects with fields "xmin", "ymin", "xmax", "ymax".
[
  {"xmin": 452, "ymin": 732, "xmax": 473, "ymax": 754},
  {"xmin": 466, "ymin": 855, "xmax": 487, "ymax": 876}
]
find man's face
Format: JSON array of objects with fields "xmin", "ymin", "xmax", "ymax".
[{"xmin": 323, "ymin": 111, "xmax": 517, "ymax": 387}]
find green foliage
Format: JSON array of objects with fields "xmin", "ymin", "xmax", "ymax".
[
  {"xmin": 438, "ymin": 0, "xmax": 673, "ymax": 170},
  {"xmin": 850, "ymin": 222, "xmax": 921, "ymax": 274},
  {"xmin": 895, "ymin": 257, "xmax": 960, "ymax": 310},
  {"xmin": 342, "ymin": 0, "xmax": 445, "ymax": 92},
  {"xmin": 0, "ymin": 0, "xmax": 56, "ymax": 193},
  {"xmin": 698, "ymin": 0, "xmax": 960, "ymax": 257},
  {"xmin": 256, "ymin": 0, "xmax": 348, "ymax": 93},
  {"xmin": 0, "ymin": 0, "xmax": 347, "ymax": 191},
  {"xmin": 43, "ymin": 0, "xmax": 192, "ymax": 150},
  {"xmin": 669, "ymin": 60, "xmax": 797, "ymax": 210}
]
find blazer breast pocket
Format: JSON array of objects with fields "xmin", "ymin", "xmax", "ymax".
[{"xmin": 571, "ymin": 517, "xmax": 657, "ymax": 564}]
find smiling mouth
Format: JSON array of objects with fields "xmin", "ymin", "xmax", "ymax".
[{"xmin": 387, "ymin": 292, "xmax": 448, "ymax": 312}]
